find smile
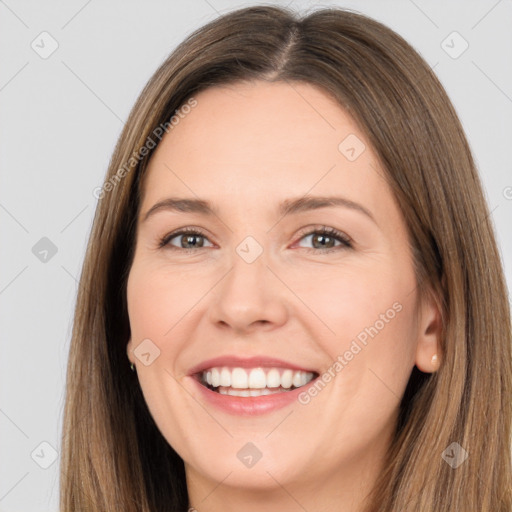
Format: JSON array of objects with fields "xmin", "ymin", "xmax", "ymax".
[{"xmin": 200, "ymin": 367, "xmax": 317, "ymax": 397}]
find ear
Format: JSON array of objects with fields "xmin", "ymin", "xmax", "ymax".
[
  {"xmin": 414, "ymin": 291, "xmax": 443, "ymax": 373},
  {"xmin": 127, "ymin": 337, "xmax": 135, "ymax": 365}
]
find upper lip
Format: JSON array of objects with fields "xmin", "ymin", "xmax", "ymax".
[{"xmin": 188, "ymin": 355, "xmax": 318, "ymax": 376}]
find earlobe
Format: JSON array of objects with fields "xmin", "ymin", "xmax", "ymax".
[
  {"xmin": 126, "ymin": 338, "xmax": 134, "ymax": 365},
  {"xmin": 414, "ymin": 293, "xmax": 443, "ymax": 373}
]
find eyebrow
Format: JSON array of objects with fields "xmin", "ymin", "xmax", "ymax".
[{"xmin": 142, "ymin": 195, "xmax": 376, "ymax": 224}]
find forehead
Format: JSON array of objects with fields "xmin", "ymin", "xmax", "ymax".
[
  {"xmin": 158, "ymin": 80, "xmax": 357, "ymax": 164},
  {"xmin": 140, "ymin": 80, "xmax": 392, "ymax": 220}
]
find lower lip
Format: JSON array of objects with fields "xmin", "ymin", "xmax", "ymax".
[{"xmin": 190, "ymin": 377, "xmax": 313, "ymax": 415}]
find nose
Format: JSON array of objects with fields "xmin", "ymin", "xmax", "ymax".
[{"xmin": 207, "ymin": 249, "xmax": 289, "ymax": 334}]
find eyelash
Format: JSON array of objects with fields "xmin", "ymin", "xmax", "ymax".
[{"xmin": 158, "ymin": 225, "xmax": 353, "ymax": 254}]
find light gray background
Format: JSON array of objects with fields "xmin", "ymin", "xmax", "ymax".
[{"xmin": 1, "ymin": 1, "xmax": 511, "ymax": 510}]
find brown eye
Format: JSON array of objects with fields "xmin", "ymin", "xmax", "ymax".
[
  {"xmin": 296, "ymin": 227, "xmax": 352, "ymax": 251},
  {"xmin": 310, "ymin": 233, "xmax": 337, "ymax": 249},
  {"xmin": 159, "ymin": 228, "xmax": 214, "ymax": 250},
  {"xmin": 176, "ymin": 233, "xmax": 205, "ymax": 248}
]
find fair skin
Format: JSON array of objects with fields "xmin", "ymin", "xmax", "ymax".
[{"xmin": 126, "ymin": 80, "xmax": 441, "ymax": 512}]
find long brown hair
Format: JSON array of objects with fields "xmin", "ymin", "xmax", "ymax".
[{"xmin": 60, "ymin": 6, "xmax": 512, "ymax": 511}]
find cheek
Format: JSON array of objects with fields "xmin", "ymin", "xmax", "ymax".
[
  {"xmin": 126, "ymin": 265, "xmax": 201, "ymax": 455},
  {"xmin": 304, "ymin": 286, "xmax": 417, "ymax": 453},
  {"xmin": 127, "ymin": 262, "xmax": 203, "ymax": 341},
  {"xmin": 298, "ymin": 263, "xmax": 418, "ymax": 389},
  {"xmin": 290, "ymin": 263, "xmax": 413, "ymax": 339},
  {"xmin": 127, "ymin": 276, "xmax": 168, "ymax": 340}
]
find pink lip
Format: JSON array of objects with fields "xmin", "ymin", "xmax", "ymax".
[
  {"xmin": 188, "ymin": 355, "xmax": 317, "ymax": 375},
  {"xmin": 187, "ymin": 355, "xmax": 319, "ymax": 416},
  {"xmin": 189, "ymin": 376, "xmax": 318, "ymax": 415}
]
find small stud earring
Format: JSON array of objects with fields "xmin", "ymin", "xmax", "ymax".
[
  {"xmin": 130, "ymin": 362, "xmax": 135, "ymax": 372},
  {"xmin": 431, "ymin": 354, "xmax": 439, "ymax": 367}
]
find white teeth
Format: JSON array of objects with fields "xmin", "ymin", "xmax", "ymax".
[
  {"xmin": 281, "ymin": 369, "xmax": 293, "ymax": 389},
  {"xmin": 250, "ymin": 388, "xmax": 267, "ymax": 396},
  {"xmin": 201, "ymin": 366, "xmax": 315, "ymax": 393},
  {"xmin": 248, "ymin": 368, "xmax": 266, "ymax": 388},
  {"xmin": 220, "ymin": 368, "xmax": 231, "ymax": 387},
  {"xmin": 231, "ymin": 368, "xmax": 248, "ymax": 389},
  {"xmin": 219, "ymin": 386, "xmax": 282, "ymax": 397},
  {"xmin": 292, "ymin": 371, "xmax": 303, "ymax": 388},
  {"xmin": 266, "ymin": 368, "xmax": 281, "ymax": 388}
]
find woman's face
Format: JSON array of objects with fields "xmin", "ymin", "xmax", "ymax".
[{"xmin": 127, "ymin": 81, "xmax": 439, "ymax": 503}]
